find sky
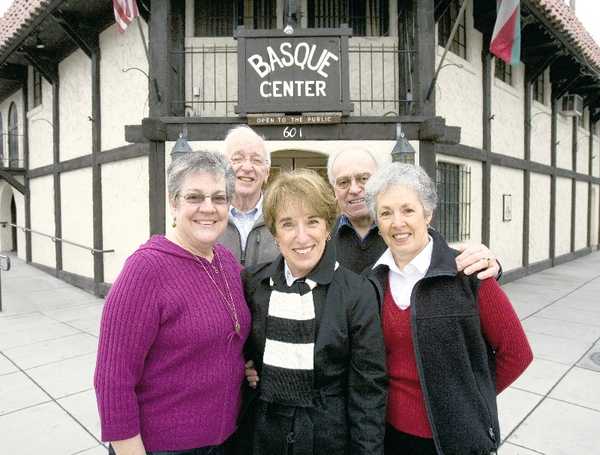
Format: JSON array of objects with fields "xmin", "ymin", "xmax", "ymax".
[{"xmin": 0, "ymin": 0, "xmax": 597, "ymax": 46}]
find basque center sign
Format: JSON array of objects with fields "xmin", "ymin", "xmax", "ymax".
[{"xmin": 235, "ymin": 27, "xmax": 353, "ymax": 115}]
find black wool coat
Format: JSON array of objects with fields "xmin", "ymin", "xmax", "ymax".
[{"xmin": 233, "ymin": 242, "xmax": 387, "ymax": 455}]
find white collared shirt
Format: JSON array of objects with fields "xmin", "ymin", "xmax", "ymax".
[
  {"xmin": 372, "ymin": 236, "xmax": 434, "ymax": 310},
  {"xmin": 229, "ymin": 196, "xmax": 263, "ymax": 251}
]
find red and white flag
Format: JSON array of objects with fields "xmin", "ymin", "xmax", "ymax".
[
  {"xmin": 113, "ymin": 0, "xmax": 140, "ymax": 32},
  {"xmin": 490, "ymin": 0, "xmax": 521, "ymax": 65}
]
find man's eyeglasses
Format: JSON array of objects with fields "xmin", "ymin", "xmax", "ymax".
[
  {"xmin": 177, "ymin": 192, "xmax": 229, "ymax": 206},
  {"xmin": 229, "ymin": 154, "xmax": 267, "ymax": 167},
  {"xmin": 334, "ymin": 173, "xmax": 371, "ymax": 190}
]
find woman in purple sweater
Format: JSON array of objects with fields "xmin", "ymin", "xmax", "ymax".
[{"xmin": 95, "ymin": 151, "xmax": 251, "ymax": 455}]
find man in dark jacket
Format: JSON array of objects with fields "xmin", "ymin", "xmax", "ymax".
[{"xmin": 326, "ymin": 147, "xmax": 501, "ymax": 277}]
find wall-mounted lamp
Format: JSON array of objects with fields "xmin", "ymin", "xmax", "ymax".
[
  {"xmin": 391, "ymin": 123, "xmax": 416, "ymax": 164},
  {"xmin": 284, "ymin": 0, "xmax": 298, "ymax": 34},
  {"xmin": 171, "ymin": 129, "xmax": 192, "ymax": 158},
  {"xmin": 35, "ymin": 34, "xmax": 45, "ymax": 50}
]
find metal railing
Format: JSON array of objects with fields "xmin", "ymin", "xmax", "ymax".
[
  {"xmin": 435, "ymin": 162, "xmax": 471, "ymax": 243},
  {"xmin": 0, "ymin": 222, "xmax": 114, "ymax": 255},
  {"xmin": 175, "ymin": 41, "xmax": 416, "ymax": 117}
]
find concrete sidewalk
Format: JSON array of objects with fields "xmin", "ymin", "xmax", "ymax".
[{"xmin": 0, "ymin": 253, "xmax": 599, "ymax": 455}]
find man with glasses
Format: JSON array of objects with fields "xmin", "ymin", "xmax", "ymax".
[
  {"xmin": 219, "ymin": 125, "xmax": 279, "ymax": 266},
  {"xmin": 327, "ymin": 147, "xmax": 500, "ymax": 277}
]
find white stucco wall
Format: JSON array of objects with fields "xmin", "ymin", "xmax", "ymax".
[
  {"xmin": 60, "ymin": 168, "xmax": 93, "ymax": 278},
  {"xmin": 27, "ymin": 73, "xmax": 54, "ymax": 169},
  {"xmin": 436, "ymin": 154, "xmax": 482, "ymax": 245},
  {"xmin": 575, "ymin": 181, "xmax": 589, "ymax": 250},
  {"xmin": 13, "ymin": 189, "xmax": 25, "ymax": 260},
  {"xmin": 489, "ymin": 166, "xmax": 523, "ymax": 271},
  {"xmin": 577, "ymin": 119, "xmax": 590, "ymax": 174},
  {"xmin": 555, "ymin": 177, "xmax": 572, "ymax": 256},
  {"xmin": 29, "ymin": 175, "xmax": 55, "ymax": 268},
  {"xmin": 556, "ymin": 115, "xmax": 573, "ymax": 170},
  {"xmin": 102, "ymin": 157, "xmax": 150, "ymax": 283},
  {"xmin": 0, "ymin": 89, "xmax": 24, "ymax": 167},
  {"xmin": 491, "ymin": 65, "xmax": 525, "ymax": 159},
  {"xmin": 435, "ymin": 5, "xmax": 483, "ymax": 150},
  {"xmin": 593, "ymin": 135, "xmax": 599, "ymax": 178},
  {"xmin": 100, "ymin": 21, "xmax": 149, "ymax": 151},
  {"xmin": 59, "ymin": 49, "xmax": 92, "ymax": 161},
  {"xmin": 530, "ymin": 103, "xmax": 552, "ymax": 165},
  {"xmin": 528, "ymin": 173, "xmax": 551, "ymax": 263}
]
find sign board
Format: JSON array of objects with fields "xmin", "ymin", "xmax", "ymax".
[
  {"xmin": 235, "ymin": 27, "xmax": 353, "ymax": 116},
  {"xmin": 247, "ymin": 113, "xmax": 342, "ymax": 125}
]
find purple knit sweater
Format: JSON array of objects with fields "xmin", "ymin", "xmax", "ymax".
[{"xmin": 94, "ymin": 235, "xmax": 250, "ymax": 451}]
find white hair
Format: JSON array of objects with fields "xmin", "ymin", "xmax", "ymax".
[
  {"xmin": 365, "ymin": 163, "xmax": 438, "ymax": 220},
  {"xmin": 326, "ymin": 147, "xmax": 380, "ymax": 185},
  {"xmin": 223, "ymin": 125, "xmax": 270, "ymax": 165}
]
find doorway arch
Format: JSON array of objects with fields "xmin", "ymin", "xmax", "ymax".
[
  {"xmin": 268, "ymin": 149, "xmax": 329, "ymax": 186},
  {"xmin": 0, "ymin": 182, "xmax": 15, "ymax": 251}
]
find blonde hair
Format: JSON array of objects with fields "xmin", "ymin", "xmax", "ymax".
[{"xmin": 263, "ymin": 169, "xmax": 338, "ymax": 234}]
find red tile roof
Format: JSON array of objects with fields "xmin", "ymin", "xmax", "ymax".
[
  {"xmin": 529, "ymin": 0, "xmax": 600, "ymax": 72},
  {"xmin": 0, "ymin": 0, "xmax": 49, "ymax": 53},
  {"xmin": 0, "ymin": 0, "xmax": 599, "ymax": 73}
]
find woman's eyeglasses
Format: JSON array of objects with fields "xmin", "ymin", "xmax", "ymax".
[{"xmin": 177, "ymin": 192, "xmax": 228, "ymax": 206}]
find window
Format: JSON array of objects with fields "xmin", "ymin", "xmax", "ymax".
[
  {"xmin": 33, "ymin": 69, "xmax": 42, "ymax": 108},
  {"xmin": 495, "ymin": 58, "xmax": 512, "ymax": 85},
  {"xmin": 307, "ymin": 0, "xmax": 389, "ymax": 36},
  {"xmin": 532, "ymin": 70, "xmax": 545, "ymax": 104},
  {"xmin": 436, "ymin": 162, "xmax": 471, "ymax": 242},
  {"xmin": 8, "ymin": 102, "xmax": 18, "ymax": 168},
  {"xmin": 194, "ymin": 0, "xmax": 276, "ymax": 36},
  {"xmin": 437, "ymin": 0, "xmax": 467, "ymax": 59}
]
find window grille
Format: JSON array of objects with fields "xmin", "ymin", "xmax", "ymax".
[
  {"xmin": 33, "ymin": 69, "xmax": 42, "ymax": 108},
  {"xmin": 307, "ymin": 0, "xmax": 389, "ymax": 36},
  {"xmin": 533, "ymin": 71, "xmax": 545, "ymax": 104},
  {"xmin": 494, "ymin": 58, "xmax": 512, "ymax": 85},
  {"xmin": 436, "ymin": 162, "xmax": 471, "ymax": 243},
  {"xmin": 194, "ymin": 0, "xmax": 276, "ymax": 36},
  {"xmin": 437, "ymin": 0, "xmax": 467, "ymax": 59}
]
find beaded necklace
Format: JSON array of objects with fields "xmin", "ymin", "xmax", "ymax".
[{"xmin": 195, "ymin": 251, "xmax": 241, "ymax": 335}]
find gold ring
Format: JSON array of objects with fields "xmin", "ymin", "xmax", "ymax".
[{"xmin": 483, "ymin": 257, "xmax": 492, "ymax": 268}]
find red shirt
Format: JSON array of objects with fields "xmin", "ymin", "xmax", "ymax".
[{"xmin": 383, "ymin": 276, "xmax": 532, "ymax": 437}]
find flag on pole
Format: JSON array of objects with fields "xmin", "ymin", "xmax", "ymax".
[
  {"xmin": 113, "ymin": 0, "xmax": 140, "ymax": 32},
  {"xmin": 490, "ymin": 0, "xmax": 521, "ymax": 65}
]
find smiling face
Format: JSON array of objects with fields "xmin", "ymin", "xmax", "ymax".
[
  {"xmin": 224, "ymin": 131, "xmax": 270, "ymax": 202},
  {"xmin": 331, "ymin": 150, "xmax": 378, "ymax": 222},
  {"xmin": 170, "ymin": 171, "xmax": 229, "ymax": 255},
  {"xmin": 273, "ymin": 200, "xmax": 329, "ymax": 279},
  {"xmin": 376, "ymin": 184, "xmax": 432, "ymax": 269}
]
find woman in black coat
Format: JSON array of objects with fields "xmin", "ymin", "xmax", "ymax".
[{"xmin": 235, "ymin": 169, "xmax": 387, "ymax": 455}]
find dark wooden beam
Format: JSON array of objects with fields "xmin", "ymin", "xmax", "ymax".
[
  {"xmin": 525, "ymin": 52, "xmax": 561, "ymax": 84},
  {"xmin": 588, "ymin": 113, "xmax": 593, "ymax": 248},
  {"xmin": 414, "ymin": 0, "xmax": 436, "ymax": 118},
  {"xmin": 553, "ymin": 74, "xmax": 584, "ymax": 101},
  {"xmin": 21, "ymin": 49, "xmax": 58, "ymax": 84},
  {"xmin": 22, "ymin": 67, "xmax": 31, "ymax": 263},
  {"xmin": 523, "ymin": 80, "xmax": 532, "ymax": 268},
  {"xmin": 91, "ymin": 43, "xmax": 104, "ymax": 295},
  {"xmin": 149, "ymin": 0, "xmax": 171, "ymax": 116},
  {"xmin": 0, "ymin": 63, "xmax": 27, "ymax": 81},
  {"xmin": 51, "ymin": 10, "xmax": 99, "ymax": 58},
  {"xmin": 148, "ymin": 141, "xmax": 166, "ymax": 235},
  {"xmin": 549, "ymin": 96, "xmax": 558, "ymax": 263},
  {"xmin": 52, "ymin": 79, "xmax": 62, "ymax": 274},
  {"xmin": 482, "ymin": 44, "xmax": 493, "ymax": 246},
  {"xmin": 571, "ymin": 117, "xmax": 577, "ymax": 252},
  {"xmin": 0, "ymin": 170, "xmax": 25, "ymax": 194}
]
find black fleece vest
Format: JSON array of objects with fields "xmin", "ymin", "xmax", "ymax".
[{"xmin": 369, "ymin": 230, "xmax": 499, "ymax": 455}]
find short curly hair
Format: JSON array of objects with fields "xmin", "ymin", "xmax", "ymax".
[{"xmin": 263, "ymin": 169, "xmax": 338, "ymax": 234}]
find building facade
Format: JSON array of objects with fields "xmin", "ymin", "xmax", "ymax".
[{"xmin": 0, "ymin": 0, "xmax": 598, "ymax": 296}]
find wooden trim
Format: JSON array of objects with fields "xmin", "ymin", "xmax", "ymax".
[
  {"xmin": 549, "ymin": 97, "xmax": 558, "ymax": 262},
  {"xmin": 481, "ymin": 46, "xmax": 492, "ymax": 246},
  {"xmin": 28, "ymin": 143, "xmax": 150, "ymax": 178},
  {"xmin": 30, "ymin": 260, "xmax": 110, "ymax": 297},
  {"xmin": 52, "ymin": 79, "xmax": 62, "ymax": 272},
  {"xmin": 571, "ymin": 117, "xmax": 577, "ymax": 252},
  {"xmin": 23, "ymin": 69, "xmax": 31, "ymax": 263},
  {"xmin": 148, "ymin": 142, "xmax": 166, "ymax": 235},
  {"xmin": 91, "ymin": 45, "xmax": 103, "ymax": 293},
  {"xmin": 149, "ymin": 0, "xmax": 171, "ymax": 116},
  {"xmin": 523, "ymin": 80, "xmax": 532, "ymax": 267},
  {"xmin": 414, "ymin": 0, "xmax": 436, "ymax": 117}
]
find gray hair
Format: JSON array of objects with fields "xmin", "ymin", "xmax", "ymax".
[
  {"xmin": 365, "ymin": 163, "xmax": 438, "ymax": 220},
  {"xmin": 326, "ymin": 147, "xmax": 379, "ymax": 185},
  {"xmin": 167, "ymin": 150, "xmax": 236, "ymax": 202},
  {"xmin": 224, "ymin": 125, "xmax": 271, "ymax": 165}
]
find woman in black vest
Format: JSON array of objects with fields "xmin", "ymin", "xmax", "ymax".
[
  {"xmin": 364, "ymin": 163, "xmax": 533, "ymax": 455},
  {"xmin": 234, "ymin": 169, "xmax": 387, "ymax": 455}
]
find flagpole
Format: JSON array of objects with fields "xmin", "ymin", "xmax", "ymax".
[{"xmin": 425, "ymin": 0, "xmax": 471, "ymax": 101}]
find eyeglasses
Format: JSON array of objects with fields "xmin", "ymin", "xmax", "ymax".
[
  {"xmin": 334, "ymin": 173, "xmax": 371, "ymax": 190},
  {"xmin": 177, "ymin": 192, "xmax": 228, "ymax": 206},
  {"xmin": 229, "ymin": 154, "xmax": 267, "ymax": 167}
]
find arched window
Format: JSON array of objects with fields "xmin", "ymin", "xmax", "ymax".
[
  {"xmin": 8, "ymin": 102, "xmax": 18, "ymax": 168},
  {"xmin": 0, "ymin": 112, "xmax": 4, "ymax": 166}
]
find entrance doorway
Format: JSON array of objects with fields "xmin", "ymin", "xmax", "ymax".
[
  {"xmin": 10, "ymin": 195, "xmax": 17, "ymax": 252},
  {"xmin": 269, "ymin": 150, "xmax": 329, "ymax": 186}
]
